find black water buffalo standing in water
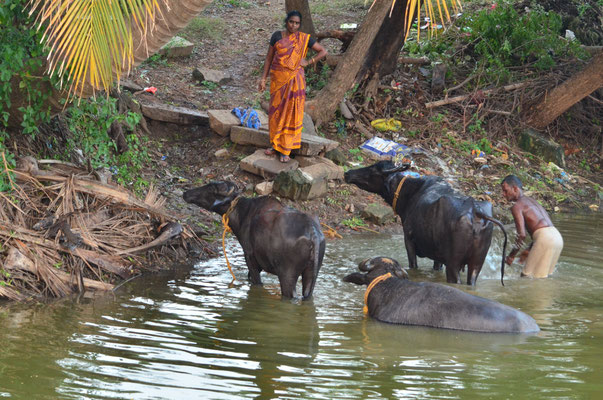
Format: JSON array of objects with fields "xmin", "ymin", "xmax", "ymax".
[
  {"xmin": 344, "ymin": 257, "xmax": 539, "ymax": 333},
  {"xmin": 183, "ymin": 181, "xmax": 325, "ymax": 299},
  {"xmin": 344, "ymin": 161, "xmax": 507, "ymax": 285}
]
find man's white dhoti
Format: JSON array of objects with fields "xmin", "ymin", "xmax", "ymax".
[{"xmin": 522, "ymin": 226, "xmax": 563, "ymax": 278}]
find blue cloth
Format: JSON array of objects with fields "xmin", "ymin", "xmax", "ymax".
[{"xmin": 232, "ymin": 107, "xmax": 261, "ymax": 129}]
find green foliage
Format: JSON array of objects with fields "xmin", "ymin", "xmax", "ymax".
[
  {"xmin": 201, "ymin": 80, "xmax": 219, "ymax": 92},
  {"xmin": 306, "ymin": 64, "xmax": 331, "ymax": 96},
  {"xmin": 341, "ymin": 217, "xmax": 366, "ymax": 228},
  {"xmin": 1, "ymin": 0, "xmax": 60, "ymax": 191},
  {"xmin": 334, "ymin": 116, "xmax": 347, "ymax": 138},
  {"xmin": 466, "ymin": 1, "xmax": 587, "ymax": 83},
  {"xmin": 141, "ymin": 53, "xmax": 169, "ymax": 68},
  {"xmin": 349, "ymin": 148, "xmax": 363, "ymax": 162},
  {"xmin": 64, "ymin": 97, "xmax": 149, "ymax": 193}
]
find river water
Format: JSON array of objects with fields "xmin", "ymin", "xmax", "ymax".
[{"xmin": 1, "ymin": 213, "xmax": 601, "ymax": 399}]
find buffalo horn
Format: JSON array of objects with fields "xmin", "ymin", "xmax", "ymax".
[
  {"xmin": 382, "ymin": 163, "xmax": 410, "ymax": 175},
  {"xmin": 358, "ymin": 258, "xmax": 372, "ymax": 272}
]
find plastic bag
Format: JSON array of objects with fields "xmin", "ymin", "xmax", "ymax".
[{"xmin": 231, "ymin": 107, "xmax": 261, "ymax": 129}]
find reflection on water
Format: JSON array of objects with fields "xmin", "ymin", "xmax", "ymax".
[{"xmin": 0, "ymin": 213, "xmax": 601, "ymax": 399}]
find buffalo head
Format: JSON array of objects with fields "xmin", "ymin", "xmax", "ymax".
[
  {"xmin": 183, "ymin": 181, "xmax": 240, "ymax": 215},
  {"xmin": 344, "ymin": 161, "xmax": 410, "ymax": 194},
  {"xmin": 343, "ymin": 257, "xmax": 409, "ymax": 285}
]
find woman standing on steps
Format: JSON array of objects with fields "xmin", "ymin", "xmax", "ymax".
[{"xmin": 258, "ymin": 10, "xmax": 327, "ymax": 163}]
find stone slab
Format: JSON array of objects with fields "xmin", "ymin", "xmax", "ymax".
[
  {"xmin": 158, "ymin": 36, "xmax": 194, "ymax": 58},
  {"xmin": 255, "ymin": 181, "xmax": 274, "ymax": 195},
  {"xmin": 208, "ymin": 109, "xmax": 269, "ymax": 137},
  {"xmin": 231, "ymin": 126, "xmax": 339, "ymax": 156},
  {"xmin": 273, "ymin": 169, "xmax": 328, "ymax": 200},
  {"xmin": 297, "ymin": 156, "xmax": 344, "ymax": 180},
  {"xmin": 519, "ymin": 128, "xmax": 565, "ymax": 167},
  {"xmin": 239, "ymin": 149, "xmax": 298, "ymax": 179},
  {"xmin": 140, "ymin": 102, "xmax": 209, "ymax": 125},
  {"xmin": 192, "ymin": 68, "xmax": 233, "ymax": 85}
]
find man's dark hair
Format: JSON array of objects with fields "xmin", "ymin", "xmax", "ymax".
[
  {"xmin": 285, "ymin": 10, "xmax": 302, "ymax": 25},
  {"xmin": 502, "ymin": 175, "xmax": 523, "ymax": 189}
]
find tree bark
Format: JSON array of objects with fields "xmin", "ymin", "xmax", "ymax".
[
  {"xmin": 359, "ymin": 0, "xmax": 412, "ymax": 79},
  {"xmin": 285, "ymin": 0, "xmax": 316, "ymax": 37},
  {"xmin": 523, "ymin": 51, "xmax": 603, "ymax": 129},
  {"xmin": 306, "ymin": 0, "xmax": 395, "ymax": 126}
]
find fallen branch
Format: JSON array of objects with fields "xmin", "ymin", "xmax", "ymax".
[
  {"xmin": 13, "ymin": 170, "xmax": 172, "ymax": 219},
  {"xmin": 398, "ymin": 56, "xmax": 430, "ymax": 65},
  {"xmin": 5, "ymin": 247, "xmax": 113, "ymax": 292},
  {"xmin": 425, "ymin": 82, "xmax": 529, "ymax": 109},
  {"xmin": 116, "ymin": 222, "xmax": 183, "ymax": 255}
]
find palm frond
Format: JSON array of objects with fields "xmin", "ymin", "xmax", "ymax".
[
  {"xmin": 28, "ymin": 0, "xmax": 166, "ymax": 99},
  {"xmin": 370, "ymin": 0, "xmax": 463, "ymax": 41}
]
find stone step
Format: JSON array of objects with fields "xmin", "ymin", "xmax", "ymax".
[
  {"xmin": 239, "ymin": 149, "xmax": 299, "ymax": 179},
  {"xmin": 230, "ymin": 126, "xmax": 339, "ymax": 156},
  {"xmin": 208, "ymin": 109, "xmax": 269, "ymax": 137},
  {"xmin": 192, "ymin": 68, "xmax": 233, "ymax": 85},
  {"xmin": 273, "ymin": 169, "xmax": 328, "ymax": 200},
  {"xmin": 140, "ymin": 102, "xmax": 209, "ymax": 125}
]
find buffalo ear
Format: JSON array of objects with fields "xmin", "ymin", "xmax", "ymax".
[
  {"xmin": 343, "ymin": 272, "xmax": 369, "ymax": 285},
  {"xmin": 393, "ymin": 268, "xmax": 410, "ymax": 280}
]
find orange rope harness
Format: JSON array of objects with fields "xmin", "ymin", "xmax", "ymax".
[
  {"xmin": 391, "ymin": 175, "xmax": 408, "ymax": 212},
  {"xmin": 221, "ymin": 197, "xmax": 241, "ymax": 281},
  {"xmin": 363, "ymin": 272, "xmax": 392, "ymax": 314}
]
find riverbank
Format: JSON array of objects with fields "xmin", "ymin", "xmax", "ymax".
[
  {"xmin": 1, "ymin": 0, "xmax": 601, "ymax": 302},
  {"xmin": 141, "ymin": 0, "xmax": 601, "ymax": 243}
]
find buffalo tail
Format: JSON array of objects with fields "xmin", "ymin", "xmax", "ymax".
[{"xmin": 476, "ymin": 212, "xmax": 508, "ymax": 286}]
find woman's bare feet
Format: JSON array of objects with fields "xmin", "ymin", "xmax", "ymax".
[
  {"xmin": 264, "ymin": 148, "xmax": 276, "ymax": 156},
  {"xmin": 279, "ymin": 154, "xmax": 291, "ymax": 163}
]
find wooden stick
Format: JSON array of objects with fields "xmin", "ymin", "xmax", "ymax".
[
  {"xmin": 321, "ymin": 222, "xmax": 343, "ymax": 239},
  {"xmin": 425, "ymin": 82, "xmax": 529, "ymax": 109}
]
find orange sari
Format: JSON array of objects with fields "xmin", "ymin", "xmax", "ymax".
[{"xmin": 269, "ymin": 31, "xmax": 310, "ymax": 156}]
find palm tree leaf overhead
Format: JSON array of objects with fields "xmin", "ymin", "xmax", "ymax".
[
  {"xmin": 28, "ymin": 0, "xmax": 213, "ymax": 99},
  {"xmin": 373, "ymin": 0, "xmax": 462, "ymax": 40}
]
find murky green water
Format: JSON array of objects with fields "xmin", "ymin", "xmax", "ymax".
[{"xmin": 1, "ymin": 213, "xmax": 601, "ymax": 399}]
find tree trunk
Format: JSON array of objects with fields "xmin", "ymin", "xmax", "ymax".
[
  {"xmin": 523, "ymin": 51, "xmax": 603, "ymax": 129},
  {"xmin": 285, "ymin": 0, "xmax": 316, "ymax": 37},
  {"xmin": 306, "ymin": 0, "xmax": 395, "ymax": 126},
  {"xmin": 359, "ymin": 0, "xmax": 412, "ymax": 80}
]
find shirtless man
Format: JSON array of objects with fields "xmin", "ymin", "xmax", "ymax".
[{"xmin": 501, "ymin": 175, "xmax": 564, "ymax": 278}]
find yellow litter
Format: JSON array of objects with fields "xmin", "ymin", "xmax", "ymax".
[{"xmin": 371, "ymin": 118, "xmax": 402, "ymax": 132}]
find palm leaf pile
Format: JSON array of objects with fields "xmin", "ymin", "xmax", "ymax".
[{"xmin": 0, "ymin": 155, "xmax": 204, "ymax": 302}]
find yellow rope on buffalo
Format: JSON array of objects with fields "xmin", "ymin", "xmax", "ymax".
[
  {"xmin": 221, "ymin": 197, "xmax": 241, "ymax": 281},
  {"xmin": 363, "ymin": 272, "xmax": 392, "ymax": 314},
  {"xmin": 392, "ymin": 175, "xmax": 409, "ymax": 212}
]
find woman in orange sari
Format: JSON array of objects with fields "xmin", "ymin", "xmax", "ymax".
[{"xmin": 258, "ymin": 11, "xmax": 327, "ymax": 163}]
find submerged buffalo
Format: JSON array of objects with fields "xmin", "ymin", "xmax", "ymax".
[
  {"xmin": 183, "ymin": 181, "xmax": 325, "ymax": 299},
  {"xmin": 344, "ymin": 257, "xmax": 539, "ymax": 333},
  {"xmin": 344, "ymin": 161, "xmax": 507, "ymax": 285}
]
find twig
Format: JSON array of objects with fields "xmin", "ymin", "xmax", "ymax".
[
  {"xmin": 321, "ymin": 222, "xmax": 343, "ymax": 239},
  {"xmin": 354, "ymin": 225, "xmax": 381, "ymax": 234},
  {"xmin": 425, "ymin": 82, "xmax": 529, "ymax": 109}
]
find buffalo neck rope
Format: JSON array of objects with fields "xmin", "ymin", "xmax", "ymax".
[
  {"xmin": 391, "ymin": 175, "xmax": 409, "ymax": 212},
  {"xmin": 221, "ymin": 196, "xmax": 242, "ymax": 281},
  {"xmin": 363, "ymin": 272, "xmax": 392, "ymax": 314}
]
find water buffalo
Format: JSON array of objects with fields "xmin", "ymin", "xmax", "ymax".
[
  {"xmin": 344, "ymin": 161, "xmax": 507, "ymax": 285},
  {"xmin": 344, "ymin": 257, "xmax": 539, "ymax": 333},
  {"xmin": 183, "ymin": 181, "xmax": 325, "ymax": 299}
]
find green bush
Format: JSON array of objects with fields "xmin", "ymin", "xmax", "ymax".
[
  {"xmin": 0, "ymin": 0, "xmax": 58, "ymax": 190},
  {"xmin": 64, "ymin": 97, "xmax": 149, "ymax": 193},
  {"xmin": 467, "ymin": 1, "xmax": 587, "ymax": 82}
]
